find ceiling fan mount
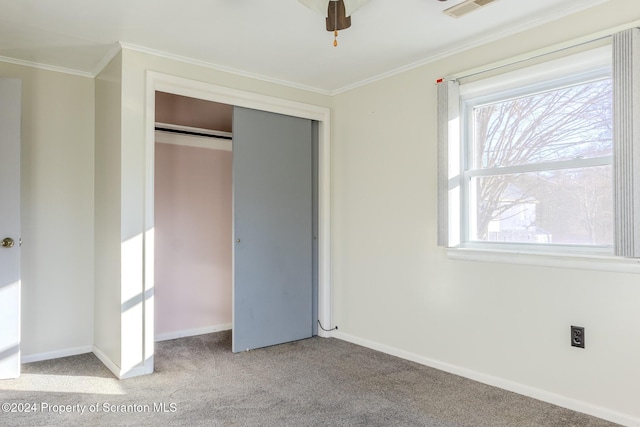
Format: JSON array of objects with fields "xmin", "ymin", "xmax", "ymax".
[
  {"xmin": 326, "ymin": 0, "xmax": 351, "ymax": 32},
  {"xmin": 299, "ymin": 0, "xmax": 449, "ymax": 46}
]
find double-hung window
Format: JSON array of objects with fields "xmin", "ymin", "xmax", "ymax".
[
  {"xmin": 438, "ymin": 28, "xmax": 640, "ymax": 259},
  {"xmin": 462, "ymin": 50, "xmax": 612, "ymax": 253}
]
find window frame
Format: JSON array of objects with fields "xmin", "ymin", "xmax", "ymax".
[
  {"xmin": 437, "ymin": 27, "xmax": 640, "ymax": 268},
  {"xmin": 456, "ymin": 47, "xmax": 615, "ymax": 255}
]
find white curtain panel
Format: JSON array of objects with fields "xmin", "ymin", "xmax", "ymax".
[
  {"xmin": 613, "ymin": 28, "xmax": 640, "ymax": 258},
  {"xmin": 436, "ymin": 79, "xmax": 461, "ymax": 248},
  {"xmin": 298, "ymin": 0, "xmax": 370, "ymax": 17}
]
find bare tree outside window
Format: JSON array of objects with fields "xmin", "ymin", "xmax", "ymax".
[{"xmin": 471, "ymin": 78, "xmax": 613, "ymax": 245}]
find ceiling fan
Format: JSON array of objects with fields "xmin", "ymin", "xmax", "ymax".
[
  {"xmin": 299, "ymin": 0, "xmax": 449, "ymax": 46},
  {"xmin": 298, "ymin": 0, "xmax": 368, "ymax": 46}
]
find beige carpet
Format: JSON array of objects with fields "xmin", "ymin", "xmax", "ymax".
[{"xmin": 0, "ymin": 331, "xmax": 620, "ymax": 426}]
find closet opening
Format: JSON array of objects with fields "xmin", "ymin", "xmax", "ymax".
[{"xmin": 154, "ymin": 92, "xmax": 234, "ymax": 346}]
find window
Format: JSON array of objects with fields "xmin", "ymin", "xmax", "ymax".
[
  {"xmin": 438, "ymin": 28, "xmax": 640, "ymax": 259},
  {"xmin": 463, "ymin": 71, "xmax": 613, "ymax": 251}
]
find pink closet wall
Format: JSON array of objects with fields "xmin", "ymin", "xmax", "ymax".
[
  {"xmin": 154, "ymin": 142, "xmax": 232, "ymax": 338},
  {"xmin": 155, "ymin": 91, "xmax": 232, "ymax": 132}
]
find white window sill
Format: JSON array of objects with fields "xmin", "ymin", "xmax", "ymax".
[{"xmin": 446, "ymin": 247, "xmax": 640, "ymax": 274}]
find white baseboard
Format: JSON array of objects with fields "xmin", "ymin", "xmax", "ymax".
[
  {"xmin": 21, "ymin": 345, "xmax": 93, "ymax": 364},
  {"xmin": 333, "ymin": 331, "xmax": 639, "ymax": 427},
  {"xmin": 92, "ymin": 345, "xmax": 121, "ymax": 379},
  {"xmin": 92, "ymin": 346, "xmax": 153, "ymax": 380},
  {"xmin": 155, "ymin": 323, "xmax": 232, "ymax": 342},
  {"xmin": 119, "ymin": 362, "xmax": 153, "ymax": 379}
]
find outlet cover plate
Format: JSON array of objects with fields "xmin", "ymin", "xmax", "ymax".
[{"xmin": 571, "ymin": 326, "xmax": 585, "ymax": 348}]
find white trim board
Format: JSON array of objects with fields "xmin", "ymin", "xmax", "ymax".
[
  {"xmin": 21, "ymin": 346, "xmax": 93, "ymax": 364},
  {"xmin": 447, "ymin": 248, "xmax": 640, "ymax": 273},
  {"xmin": 155, "ymin": 324, "xmax": 232, "ymax": 342},
  {"xmin": 333, "ymin": 331, "xmax": 639, "ymax": 427}
]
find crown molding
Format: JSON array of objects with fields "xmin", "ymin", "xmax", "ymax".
[
  {"xmin": 0, "ymin": 55, "xmax": 93, "ymax": 78},
  {"xmin": 92, "ymin": 42, "xmax": 123, "ymax": 76},
  {"xmin": 119, "ymin": 42, "xmax": 332, "ymax": 96},
  {"xmin": 330, "ymin": 0, "xmax": 610, "ymax": 94}
]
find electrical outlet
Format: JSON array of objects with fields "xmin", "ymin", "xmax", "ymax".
[{"xmin": 571, "ymin": 326, "xmax": 585, "ymax": 348}]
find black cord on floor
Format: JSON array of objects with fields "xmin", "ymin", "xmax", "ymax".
[{"xmin": 317, "ymin": 320, "xmax": 338, "ymax": 332}]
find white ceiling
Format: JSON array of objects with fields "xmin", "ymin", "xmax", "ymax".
[{"xmin": 0, "ymin": 0, "xmax": 608, "ymax": 94}]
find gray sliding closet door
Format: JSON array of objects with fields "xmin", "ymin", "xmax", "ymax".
[{"xmin": 232, "ymin": 107, "xmax": 313, "ymax": 353}]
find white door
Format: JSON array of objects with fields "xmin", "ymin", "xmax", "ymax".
[{"xmin": 0, "ymin": 79, "xmax": 21, "ymax": 379}]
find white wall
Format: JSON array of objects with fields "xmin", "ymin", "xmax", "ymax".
[
  {"xmin": 94, "ymin": 52, "xmax": 123, "ymax": 368},
  {"xmin": 0, "ymin": 62, "xmax": 95, "ymax": 360},
  {"xmin": 332, "ymin": 0, "xmax": 640, "ymax": 424}
]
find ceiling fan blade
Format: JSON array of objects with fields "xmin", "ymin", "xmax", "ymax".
[
  {"xmin": 298, "ymin": 0, "xmax": 330, "ymax": 17},
  {"xmin": 342, "ymin": 0, "xmax": 370, "ymax": 16},
  {"xmin": 299, "ymin": 0, "xmax": 371, "ymax": 17}
]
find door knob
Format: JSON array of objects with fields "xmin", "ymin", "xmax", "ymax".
[{"xmin": 1, "ymin": 237, "xmax": 15, "ymax": 248}]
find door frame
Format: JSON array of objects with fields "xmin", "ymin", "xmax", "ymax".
[{"xmin": 143, "ymin": 71, "xmax": 332, "ymax": 368}]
